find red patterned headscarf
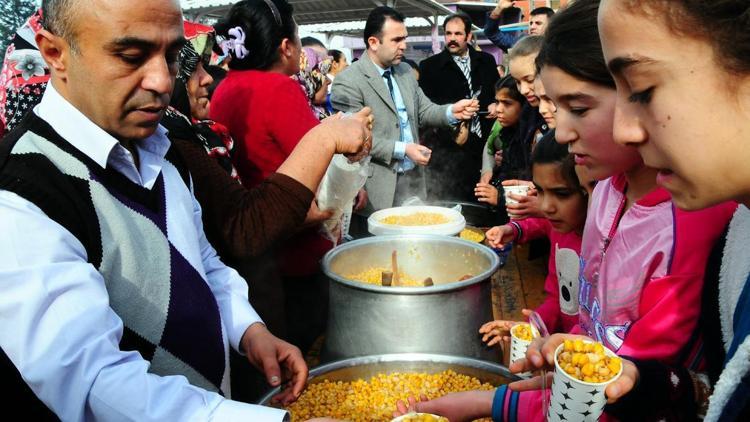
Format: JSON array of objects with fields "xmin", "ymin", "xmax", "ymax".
[{"xmin": 0, "ymin": 8, "xmax": 48, "ymax": 137}]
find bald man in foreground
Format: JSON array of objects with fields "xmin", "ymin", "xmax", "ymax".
[{"xmin": 0, "ymin": 0, "xmax": 307, "ymax": 420}]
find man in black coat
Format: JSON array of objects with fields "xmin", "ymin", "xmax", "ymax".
[{"xmin": 419, "ymin": 13, "xmax": 500, "ymax": 203}]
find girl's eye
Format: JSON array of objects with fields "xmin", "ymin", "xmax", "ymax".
[
  {"xmin": 628, "ymin": 87, "xmax": 654, "ymax": 104},
  {"xmin": 570, "ymin": 108, "xmax": 588, "ymax": 116}
]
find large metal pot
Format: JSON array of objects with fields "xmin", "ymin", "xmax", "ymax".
[
  {"xmin": 321, "ymin": 235, "xmax": 500, "ymax": 362},
  {"xmin": 257, "ymin": 353, "xmax": 518, "ymax": 406}
]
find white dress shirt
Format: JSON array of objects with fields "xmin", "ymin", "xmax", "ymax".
[{"xmin": 0, "ymin": 85, "xmax": 288, "ymax": 421}]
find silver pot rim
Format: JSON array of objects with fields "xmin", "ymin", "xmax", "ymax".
[
  {"xmin": 256, "ymin": 352, "xmax": 517, "ymax": 405},
  {"xmin": 322, "ymin": 234, "xmax": 500, "ymax": 295}
]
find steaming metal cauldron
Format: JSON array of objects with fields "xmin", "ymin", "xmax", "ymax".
[{"xmin": 321, "ymin": 235, "xmax": 500, "ymax": 362}]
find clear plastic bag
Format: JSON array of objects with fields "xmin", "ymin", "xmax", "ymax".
[{"xmin": 317, "ymin": 155, "xmax": 371, "ymax": 244}]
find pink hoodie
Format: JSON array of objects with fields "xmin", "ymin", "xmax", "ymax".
[
  {"xmin": 509, "ymin": 217, "xmax": 581, "ymax": 334},
  {"xmin": 574, "ymin": 174, "xmax": 736, "ymax": 364},
  {"xmin": 493, "ymin": 175, "xmax": 736, "ymax": 422}
]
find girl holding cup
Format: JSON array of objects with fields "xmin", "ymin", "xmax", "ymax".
[
  {"xmin": 395, "ymin": 0, "xmax": 735, "ymax": 420},
  {"xmin": 482, "ymin": 133, "xmax": 591, "ymax": 343}
]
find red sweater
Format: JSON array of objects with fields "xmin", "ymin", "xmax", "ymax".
[{"xmin": 210, "ymin": 70, "xmax": 332, "ymax": 276}]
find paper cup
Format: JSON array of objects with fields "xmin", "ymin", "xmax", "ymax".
[
  {"xmin": 503, "ymin": 185, "xmax": 530, "ymax": 205},
  {"xmin": 547, "ymin": 342, "xmax": 624, "ymax": 422},
  {"xmin": 509, "ymin": 323, "xmax": 536, "ymax": 378}
]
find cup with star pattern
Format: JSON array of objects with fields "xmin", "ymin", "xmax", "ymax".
[{"xmin": 547, "ymin": 339, "xmax": 624, "ymax": 422}]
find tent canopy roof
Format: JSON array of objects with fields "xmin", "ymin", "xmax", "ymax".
[{"xmin": 181, "ymin": 0, "xmax": 455, "ymax": 25}]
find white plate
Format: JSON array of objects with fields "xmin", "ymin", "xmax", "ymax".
[
  {"xmin": 391, "ymin": 413, "xmax": 449, "ymax": 422},
  {"xmin": 368, "ymin": 205, "xmax": 466, "ymax": 236}
]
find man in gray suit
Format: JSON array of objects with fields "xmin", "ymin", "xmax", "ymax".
[{"xmin": 331, "ymin": 6, "xmax": 478, "ymax": 216}]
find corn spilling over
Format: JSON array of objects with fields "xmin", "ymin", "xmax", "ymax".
[
  {"xmin": 511, "ymin": 323, "xmax": 534, "ymax": 341},
  {"xmin": 459, "ymin": 228, "xmax": 484, "ymax": 243},
  {"xmin": 380, "ymin": 213, "xmax": 450, "ymax": 226},
  {"xmin": 396, "ymin": 413, "xmax": 449, "ymax": 422},
  {"xmin": 557, "ymin": 340, "xmax": 622, "ymax": 383},
  {"xmin": 345, "ymin": 268, "xmax": 419, "ymax": 286},
  {"xmin": 286, "ymin": 370, "xmax": 495, "ymax": 421}
]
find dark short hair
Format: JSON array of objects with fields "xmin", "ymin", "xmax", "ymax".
[
  {"xmin": 42, "ymin": 0, "xmax": 79, "ymax": 50},
  {"xmin": 363, "ymin": 6, "xmax": 405, "ymax": 48},
  {"xmin": 622, "ymin": 0, "xmax": 750, "ymax": 76},
  {"xmin": 495, "ymin": 75, "xmax": 525, "ymax": 104},
  {"xmin": 535, "ymin": 0, "xmax": 615, "ymax": 88},
  {"xmin": 329, "ymin": 49, "xmax": 344, "ymax": 62},
  {"xmin": 215, "ymin": 0, "xmax": 296, "ymax": 71},
  {"xmin": 443, "ymin": 13, "xmax": 472, "ymax": 34},
  {"xmin": 530, "ymin": 7, "xmax": 555, "ymax": 18},
  {"xmin": 301, "ymin": 36, "xmax": 326, "ymax": 49}
]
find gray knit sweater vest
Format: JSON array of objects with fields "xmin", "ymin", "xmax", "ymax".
[{"xmin": 0, "ymin": 114, "xmax": 227, "ymax": 418}]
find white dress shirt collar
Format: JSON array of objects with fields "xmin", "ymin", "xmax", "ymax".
[{"xmin": 34, "ymin": 83, "xmax": 171, "ymax": 188}]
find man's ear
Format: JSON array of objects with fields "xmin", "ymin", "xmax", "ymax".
[
  {"xmin": 36, "ymin": 29, "xmax": 68, "ymax": 76},
  {"xmin": 367, "ymin": 36, "xmax": 379, "ymax": 51},
  {"xmin": 467, "ymin": 32, "xmax": 474, "ymax": 44}
]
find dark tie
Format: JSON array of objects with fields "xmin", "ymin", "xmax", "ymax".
[{"xmin": 382, "ymin": 69, "xmax": 395, "ymax": 100}]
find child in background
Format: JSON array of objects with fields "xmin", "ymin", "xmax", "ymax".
[
  {"xmin": 481, "ymin": 132, "xmax": 592, "ymax": 341},
  {"xmin": 394, "ymin": 1, "xmax": 735, "ymax": 420},
  {"xmin": 476, "ymin": 77, "xmax": 525, "ymax": 208}
]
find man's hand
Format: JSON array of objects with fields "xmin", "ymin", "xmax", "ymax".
[
  {"xmin": 240, "ymin": 323, "xmax": 308, "ymax": 406},
  {"xmin": 484, "ymin": 223, "xmax": 514, "ymax": 248},
  {"xmin": 405, "ymin": 144, "xmax": 432, "ymax": 166},
  {"xmin": 451, "ymin": 99, "xmax": 480, "ymax": 120},
  {"xmin": 491, "ymin": 0, "xmax": 515, "ymax": 18},
  {"xmin": 354, "ymin": 188, "xmax": 368, "ymax": 211},
  {"xmin": 325, "ymin": 107, "xmax": 373, "ymax": 162},
  {"xmin": 474, "ymin": 183, "xmax": 499, "ymax": 206}
]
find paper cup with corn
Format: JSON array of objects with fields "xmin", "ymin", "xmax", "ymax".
[
  {"xmin": 547, "ymin": 339, "xmax": 623, "ymax": 422},
  {"xmin": 509, "ymin": 323, "xmax": 538, "ymax": 378}
]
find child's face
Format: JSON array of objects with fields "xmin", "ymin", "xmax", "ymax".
[
  {"xmin": 495, "ymin": 88, "xmax": 522, "ymax": 127},
  {"xmin": 535, "ymin": 77, "xmax": 557, "ymax": 129},
  {"xmin": 509, "ymin": 54, "xmax": 540, "ymax": 107},
  {"xmin": 599, "ymin": 0, "xmax": 750, "ymax": 210},
  {"xmin": 534, "ymin": 162, "xmax": 588, "ymax": 234},
  {"xmin": 541, "ymin": 65, "xmax": 643, "ymax": 181}
]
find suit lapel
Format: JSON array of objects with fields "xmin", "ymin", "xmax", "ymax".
[{"xmin": 361, "ymin": 54, "xmax": 397, "ymax": 114}]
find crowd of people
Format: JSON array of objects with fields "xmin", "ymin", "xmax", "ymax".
[{"xmin": 0, "ymin": 0, "xmax": 749, "ymax": 420}]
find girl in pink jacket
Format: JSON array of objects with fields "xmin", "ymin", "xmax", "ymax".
[
  {"xmin": 393, "ymin": 1, "xmax": 735, "ymax": 421},
  {"xmin": 481, "ymin": 132, "xmax": 592, "ymax": 341}
]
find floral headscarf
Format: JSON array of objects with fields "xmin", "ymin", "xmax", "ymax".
[
  {"xmin": 163, "ymin": 20, "xmax": 240, "ymax": 181},
  {"xmin": 294, "ymin": 47, "xmax": 333, "ymax": 120},
  {"xmin": 0, "ymin": 8, "xmax": 48, "ymax": 137}
]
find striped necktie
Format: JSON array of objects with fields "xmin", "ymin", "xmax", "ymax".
[{"xmin": 455, "ymin": 55, "xmax": 482, "ymax": 138}]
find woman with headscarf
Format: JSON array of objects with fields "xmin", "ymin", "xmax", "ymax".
[
  {"xmin": 164, "ymin": 18, "xmax": 372, "ymax": 402},
  {"xmin": 295, "ymin": 46, "xmax": 333, "ymax": 120}
]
